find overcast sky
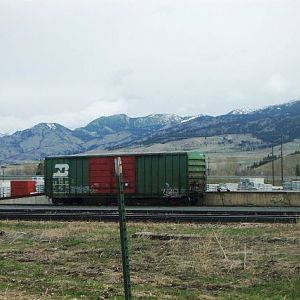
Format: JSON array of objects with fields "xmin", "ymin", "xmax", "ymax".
[{"xmin": 0, "ymin": 0, "xmax": 300, "ymax": 134}]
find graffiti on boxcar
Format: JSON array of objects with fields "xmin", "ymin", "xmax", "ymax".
[
  {"xmin": 162, "ymin": 182, "xmax": 181, "ymax": 197},
  {"xmin": 70, "ymin": 186, "xmax": 90, "ymax": 194}
]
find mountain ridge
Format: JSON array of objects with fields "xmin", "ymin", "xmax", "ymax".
[{"xmin": 0, "ymin": 100, "xmax": 299, "ymax": 162}]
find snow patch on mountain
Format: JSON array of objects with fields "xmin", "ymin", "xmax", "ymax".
[
  {"xmin": 46, "ymin": 123, "xmax": 57, "ymax": 130},
  {"xmin": 228, "ymin": 108, "xmax": 256, "ymax": 115},
  {"xmin": 180, "ymin": 115, "xmax": 203, "ymax": 123}
]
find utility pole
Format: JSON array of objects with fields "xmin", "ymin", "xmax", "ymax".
[
  {"xmin": 1, "ymin": 166, "xmax": 6, "ymax": 182},
  {"xmin": 271, "ymin": 144, "xmax": 275, "ymax": 186},
  {"xmin": 280, "ymin": 135, "xmax": 284, "ymax": 185},
  {"xmin": 207, "ymin": 156, "xmax": 210, "ymax": 176},
  {"xmin": 115, "ymin": 157, "xmax": 132, "ymax": 300}
]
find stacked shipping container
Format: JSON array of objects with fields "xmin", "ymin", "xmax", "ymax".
[
  {"xmin": 0, "ymin": 179, "xmax": 45, "ymax": 199},
  {"xmin": 11, "ymin": 180, "xmax": 36, "ymax": 197}
]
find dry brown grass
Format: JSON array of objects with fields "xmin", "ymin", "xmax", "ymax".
[{"xmin": 0, "ymin": 221, "xmax": 299, "ymax": 299}]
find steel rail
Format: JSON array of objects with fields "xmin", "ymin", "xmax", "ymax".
[
  {"xmin": 1, "ymin": 205, "xmax": 299, "ymax": 211},
  {"xmin": 0, "ymin": 206, "xmax": 298, "ymax": 223}
]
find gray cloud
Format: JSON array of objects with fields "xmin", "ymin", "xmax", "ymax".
[
  {"xmin": 0, "ymin": 0, "xmax": 299, "ymax": 133},
  {"xmin": 111, "ymin": 68, "xmax": 134, "ymax": 87},
  {"xmin": 0, "ymin": 98, "xmax": 127, "ymax": 133}
]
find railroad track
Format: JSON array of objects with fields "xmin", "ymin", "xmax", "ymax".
[{"xmin": 0, "ymin": 205, "xmax": 299, "ymax": 222}]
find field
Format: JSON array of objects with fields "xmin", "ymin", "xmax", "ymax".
[
  {"xmin": 0, "ymin": 221, "xmax": 299, "ymax": 299},
  {"xmin": 5, "ymin": 136, "xmax": 299, "ymax": 179},
  {"xmin": 208, "ymin": 152, "xmax": 300, "ymax": 178}
]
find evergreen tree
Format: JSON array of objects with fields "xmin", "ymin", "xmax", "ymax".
[
  {"xmin": 296, "ymin": 164, "xmax": 300, "ymax": 176},
  {"xmin": 36, "ymin": 161, "xmax": 44, "ymax": 175}
]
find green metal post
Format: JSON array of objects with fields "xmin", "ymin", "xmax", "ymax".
[{"xmin": 115, "ymin": 157, "xmax": 132, "ymax": 300}]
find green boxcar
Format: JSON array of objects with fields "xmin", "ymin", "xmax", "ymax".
[
  {"xmin": 44, "ymin": 151, "xmax": 206, "ymax": 205},
  {"xmin": 45, "ymin": 156, "xmax": 89, "ymax": 204}
]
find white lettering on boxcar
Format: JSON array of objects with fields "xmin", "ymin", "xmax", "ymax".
[{"xmin": 53, "ymin": 164, "xmax": 69, "ymax": 177}]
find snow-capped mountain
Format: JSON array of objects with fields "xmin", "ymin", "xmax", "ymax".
[
  {"xmin": 116, "ymin": 100, "xmax": 300, "ymax": 148},
  {"xmin": 0, "ymin": 100, "xmax": 299, "ymax": 162}
]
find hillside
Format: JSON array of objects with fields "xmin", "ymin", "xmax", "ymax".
[
  {"xmin": 254, "ymin": 152, "xmax": 300, "ymax": 178},
  {"xmin": 0, "ymin": 100, "xmax": 299, "ymax": 162},
  {"xmin": 0, "ymin": 123, "xmax": 83, "ymax": 162},
  {"xmin": 74, "ymin": 114, "xmax": 187, "ymax": 151},
  {"xmin": 114, "ymin": 100, "xmax": 300, "ymax": 149}
]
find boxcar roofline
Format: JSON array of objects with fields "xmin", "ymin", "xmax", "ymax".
[{"xmin": 45, "ymin": 151, "xmax": 204, "ymax": 159}]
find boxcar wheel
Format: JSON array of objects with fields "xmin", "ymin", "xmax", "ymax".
[
  {"xmin": 181, "ymin": 196, "xmax": 192, "ymax": 205},
  {"xmin": 190, "ymin": 197, "xmax": 198, "ymax": 205},
  {"xmin": 52, "ymin": 198, "xmax": 59, "ymax": 205},
  {"xmin": 75, "ymin": 199, "xmax": 83, "ymax": 205}
]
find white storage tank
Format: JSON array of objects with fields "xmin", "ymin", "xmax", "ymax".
[{"xmin": 0, "ymin": 180, "xmax": 11, "ymax": 198}]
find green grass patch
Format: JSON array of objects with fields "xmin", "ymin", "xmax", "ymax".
[{"xmin": 0, "ymin": 221, "xmax": 299, "ymax": 299}]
